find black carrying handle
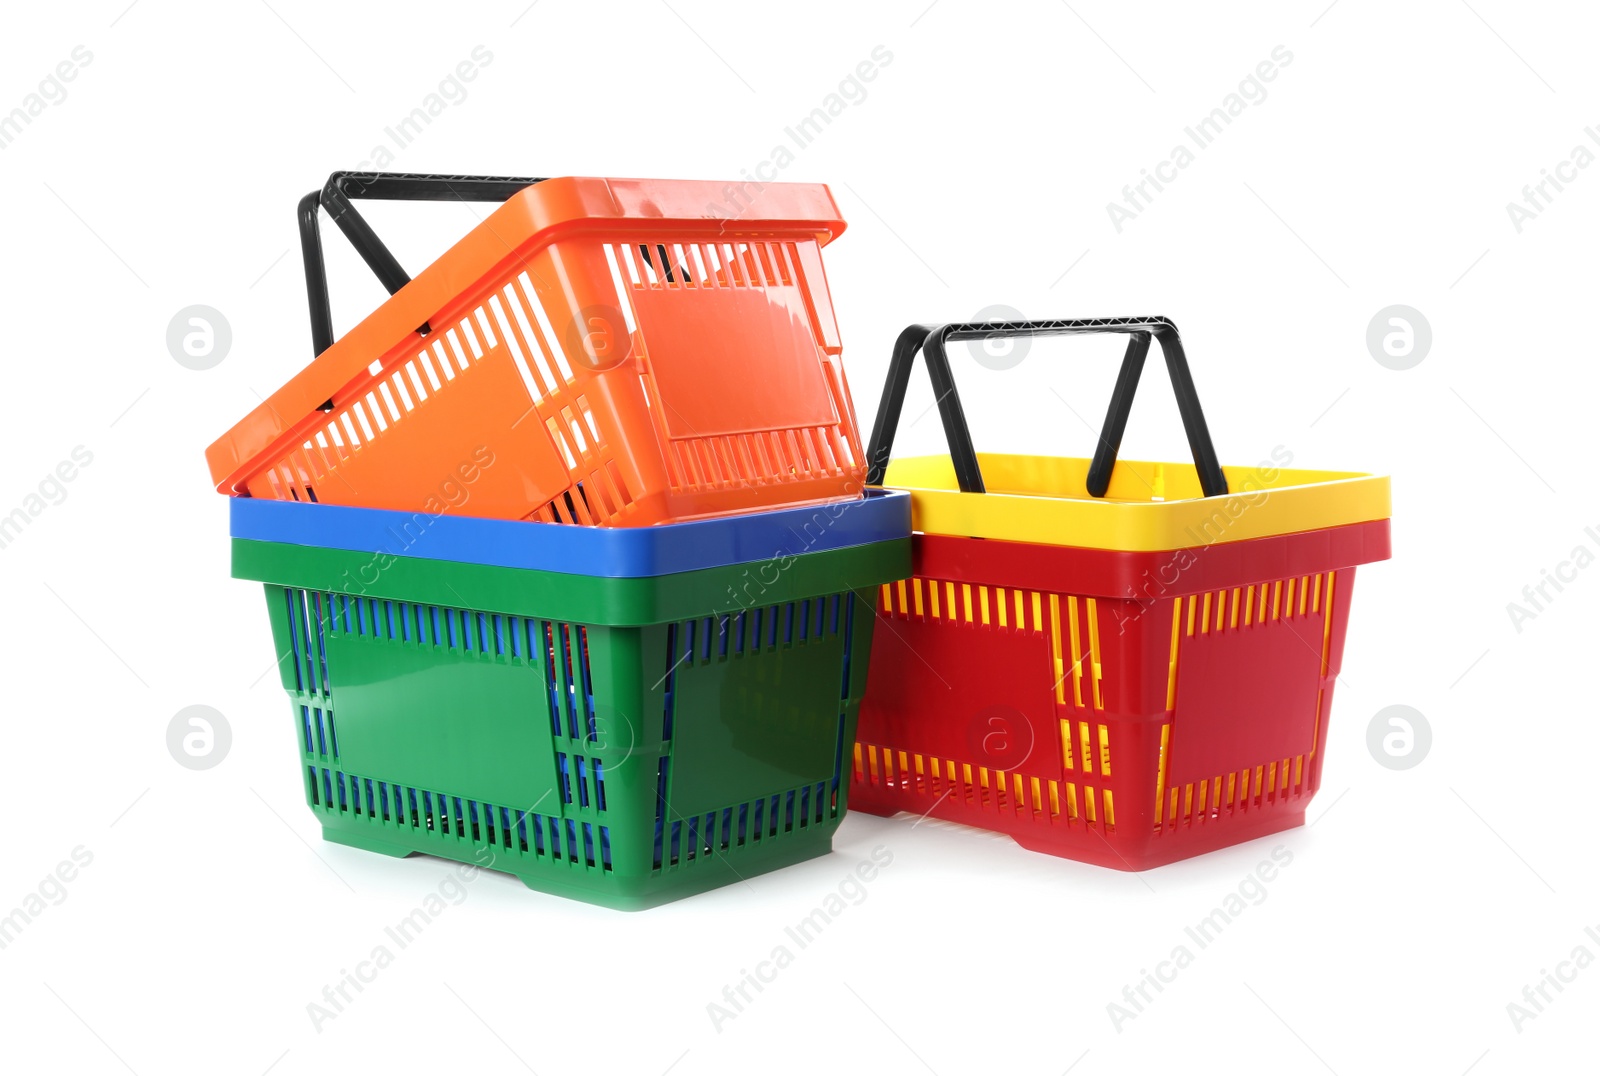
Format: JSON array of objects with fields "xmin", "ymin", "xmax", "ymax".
[
  {"xmin": 298, "ymin": 172, "xmax": 547, "ymax": 357},
  {"xmin": 865, "ymin": 317, "xmax": 1229, "ymax": 498}
]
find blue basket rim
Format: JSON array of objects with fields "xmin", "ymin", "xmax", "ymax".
[{"xmin": 228, "ymin": 489, "xmax": 910, "ymax": 578}]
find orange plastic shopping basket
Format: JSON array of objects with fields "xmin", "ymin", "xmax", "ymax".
[
  {"xmin": 852, "ymin": 317, "xmax": 1391, "ymax": 870},
  {"xmin": 205, "ymin": 172, "xmax": 866, "ymax": 525}
]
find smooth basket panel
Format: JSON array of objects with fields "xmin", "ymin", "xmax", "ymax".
[
  {"xmin": 632, "ymin": 282, "xmax": 839, "ymax": 440},
  {"xmin": 667, "ymin": 604, "xmax": 852, "ymax": 819},
  {"xmin": 860, "ymin": 592, "xmax": 1060, "ymax": 780},
  {"xmin": 327, "ymin": 629, "xmax": 560, "ymax": 811},
  {"xmin": 1164, "ymin": 611, "xmax": 1324, "ymax": 789}
]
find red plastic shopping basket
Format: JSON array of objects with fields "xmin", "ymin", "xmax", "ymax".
[
  {"xmin": 852, "ymin": 318, "xmax": 1391, "ymax": 870},
  {"xmin": 204, "ymin": 172, "xmax": 865, "ymax": 525}
]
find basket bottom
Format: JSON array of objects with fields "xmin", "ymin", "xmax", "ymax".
[
  {"xmin": 319, "ymin": 816, "xmax": 840, "ymax": 911},
  {"xmin": 850, "ymin": 795, "xmax": 1307, "ymax": 871}
]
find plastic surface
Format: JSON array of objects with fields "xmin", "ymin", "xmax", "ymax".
[
  {"xmin": 236, "ymin": 534, "xmax": 908, "ymax": 909},
  {"xmin": 884, "ymin": 452, "xmax": 1391, "ymax": 552},
  {"xmin": 851, "ymin": 520, "xmax": 1390, "ymax": 870},
  {"xmin": 207, "ymin": 175, "xmax": 865, "ymax": 527},
  {"xmin": 229, "ymin": 488, "xmax": 909, "ymax": 578}
]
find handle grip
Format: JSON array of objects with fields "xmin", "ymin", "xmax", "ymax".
[
  {"xmin": 298, "ymin": 171, "xmax": 547, "ymax": 357},
  {"xmin": 865, "ymin": 316, "xmax": 1228, "ymax": 499}
]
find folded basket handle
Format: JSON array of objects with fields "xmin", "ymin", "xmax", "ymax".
[
  {"xmin": 297, "ymin": 171, "xmax": 547, "ymax": 358},
  {"xmin": 864, "ymin": 317, "xmax": 1229, "ymax": 498}
]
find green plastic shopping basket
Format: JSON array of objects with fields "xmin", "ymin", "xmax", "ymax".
[{"xmin": 235, "ymin": 509, "xmax": 908, "ymax": 910}]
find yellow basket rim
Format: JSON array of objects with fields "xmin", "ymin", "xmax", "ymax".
[{"xmin": 879, "ymin": 453, "xmax": 1391, "ymax": 553}]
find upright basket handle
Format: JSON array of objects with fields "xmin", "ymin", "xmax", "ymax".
[
  {"xmin": 297, "ymin": 171, "xmax": 548, "ymax": 357},
  {"xmin": 864, "ymin": 317, "xmax": 1229, "ymax": 498}
]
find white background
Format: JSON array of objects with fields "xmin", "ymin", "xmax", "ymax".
[{"xmin": 0, "ymin": 0, "xmax": 1593, "ymax": 1072}]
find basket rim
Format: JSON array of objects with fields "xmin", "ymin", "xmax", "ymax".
[
  {"xmin": 881, "ymin": 452, "xmax": 1391, "ymax": 553},
  {"xmin": 227, "ymin": 488, "xmax": 908, "ymax": 578}
]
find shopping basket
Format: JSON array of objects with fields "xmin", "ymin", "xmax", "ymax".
[
  {"xmin": 851, "ymin": 318, "xmax": 1390, "ymax": 870},
  {"xmin": 237, "ymin": 492, "xmax": 910, "ymax": 909},
  {"xmin": 205, "ymin": 172, "xmax": 866, "ymax": 526}
]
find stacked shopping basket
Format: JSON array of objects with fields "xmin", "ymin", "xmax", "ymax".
[
  {"xmin": 850, "ymin": 319, "xmax": 1391, "ymax": 869},
  {"xmin": 208, "ymin": 174, "xmax": 910, "ymax": 909},
  {"xmin": 211, "ymin": 175, "xmax": 1391, "ymax": 902}
]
